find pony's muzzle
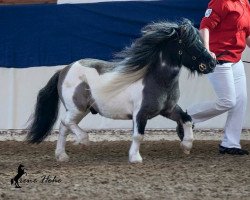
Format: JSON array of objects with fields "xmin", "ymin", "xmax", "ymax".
[
  {"xmin": 208, "ymin": 59, "xmax": 217, "ymax": 73},
  {"xmin": 200, "ymin": 61, "xmax": 216, "ymax": 74}
]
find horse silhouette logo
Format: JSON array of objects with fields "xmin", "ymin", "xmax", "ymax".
[{"xmin": 11, "ymin": 164, "xmax": 27, "ymax": 188}]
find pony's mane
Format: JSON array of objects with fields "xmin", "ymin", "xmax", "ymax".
[
  {"xmin": 98, "ymin": 19, "xmax": 196, "ymax": 97},
  {"xmin": 116, "ymin": 21, "xmax": 178, "ymax": 73},
  {"xmin": 116, "ymin": 19, "xmax": 197, "ymax": 73}
]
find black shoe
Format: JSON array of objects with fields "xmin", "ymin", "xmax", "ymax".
[{"xmin": 219, "ymin": 145, "xmax": 249, "ymax": 155}]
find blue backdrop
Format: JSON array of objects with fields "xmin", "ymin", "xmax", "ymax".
[{"xmin": 0, "ymin": 0, "xmax": 209, "ymax": 68}]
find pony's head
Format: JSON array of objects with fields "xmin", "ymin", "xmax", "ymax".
[
  {"xmin": 169, "ymin": 19, "xmax": 216, "ymax": 74},
  {"xmin": 115, "ymin": 19, "xmax": 216, "ymax": 80}
]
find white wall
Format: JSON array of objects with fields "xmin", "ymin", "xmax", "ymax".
[{"xmin": 0, "ymin": 48, "xmax": 249, "ymax": 130}]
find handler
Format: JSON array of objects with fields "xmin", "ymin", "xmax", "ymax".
[{"xmin": 187, "ymin": 0, "xmax": 250, "ymax": 155}]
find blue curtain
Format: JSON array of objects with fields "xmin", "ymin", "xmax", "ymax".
[{"xmin": 0, "ymin": 0, "xmax": 209, "ymax": 68}]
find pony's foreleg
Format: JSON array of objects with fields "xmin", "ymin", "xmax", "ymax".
[
  {"xmin": 161, "ymin": 105, "xmax": 193, "ymax": 154},
  {"xmin": 55, "ymin": 122, "xmax": 70, "ymax": 162},
  {"xmin": 129, "ymin": 112, "xmax": 147, "ymax": 163},
  {"xmin": 63, "ymin": 110, "xmax": 89, "ymax": 146}
]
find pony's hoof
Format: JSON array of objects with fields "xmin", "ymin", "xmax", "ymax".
[
  {"xmin": 74, "ymin": 134, "xmax": 90, "ymax": 146},
  {"xmin": 129, "ymin": 152, "xmax": 143, "ymax": 163},
  {"xmin": 180, "ymin": 140, "xmax": 193, "ymax": 155},
  {"xmin": 181, "ymin": 146, "xmax": 190, "ymax": 155},
  {"xmin": 55, "ymin": 152, "xmax": 69, "ymax": 162}
]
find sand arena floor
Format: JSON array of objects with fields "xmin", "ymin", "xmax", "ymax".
[{"xmin": 0, "ymin": 130, "xmax": 250, "ymax": 200}]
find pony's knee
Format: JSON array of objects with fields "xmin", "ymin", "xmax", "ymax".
[
  {"xmin": 63, "ymin": 111, "xmax": 84, "ymax": 126},
  {"xmin": 61, "ymin": 119, "xmax": 73, "ymax": 129},
  {"xmin": 132, "ymin": 134, "xmax": 144, "ymax": 142},
  {"xmin": 62, "ymin": 118, "xmax": 83, "ymax": 133},
  {"xmin": 62, "ymin": 119, "xmax": 78, "ymax": 129}
]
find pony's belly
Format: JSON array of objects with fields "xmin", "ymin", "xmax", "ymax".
[
  {"xmin": 99, "ymin": 109, "xmax": 131, "ymax": 120},
  {"xmin": 94, "ymin": 97, "xmax": 133, "ymax": 120}
]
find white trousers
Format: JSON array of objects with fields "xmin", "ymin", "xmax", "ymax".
[{"xmin": 187, "ymin": 60, "xmax": 247, "ymax": 148}]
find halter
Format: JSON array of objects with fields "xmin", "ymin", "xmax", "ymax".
[
  {"xmin": 177, "ymin": 37, "xmax": 207, "ymax": 72},
  {"xmin": 176, "ymin": 25, "xmax": 212, "ymax": 72}
]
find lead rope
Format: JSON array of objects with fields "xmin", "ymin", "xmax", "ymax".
[{"xmin": 243, "ymin": 60, "xmax": 250, "ymax": 63}]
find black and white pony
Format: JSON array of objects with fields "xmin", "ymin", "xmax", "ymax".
[{"xmin": 27, "ymin": 19, "xmax": 216, "ymax": 163}]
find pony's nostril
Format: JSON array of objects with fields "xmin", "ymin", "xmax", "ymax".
[{"xmin": 208, "ymin": 61, "xmax": 216, "ymax": 70}]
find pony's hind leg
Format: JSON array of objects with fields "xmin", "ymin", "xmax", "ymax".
[
  {"xmin": 63, "ymin": 110, "xmax": 90, "ymax": 146},
  {"xmin": 129, "ymin": 111, "xmax": 147, "ymax": 163},
  {"xmin": 55, "ymin": 122, "xmax": 70, "ymax": 161},
  {"xmin": 161, "ymin": 105, "xmax": 193, "ymax": 154}
]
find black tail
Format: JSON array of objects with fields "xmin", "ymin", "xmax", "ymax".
[
  {"xmin": 27, "ymin": 71, "xmax": 60, "ymax": 143},
  {"xmin": 11, "ymin": 178, "xmax": 14, "ymax": 185}
]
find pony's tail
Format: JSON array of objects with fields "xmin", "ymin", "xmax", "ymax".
[
  {"xmin": 26, "ymin": 71, "xmax": 60, "ymax": 143},
  {"xmin": 11, "ymin": 178, "xmax": 14, "ymax": 185}
]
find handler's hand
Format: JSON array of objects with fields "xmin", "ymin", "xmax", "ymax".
[{"xmin": 208, "ymin": 50, "xmax": 216, "ymax": 60}]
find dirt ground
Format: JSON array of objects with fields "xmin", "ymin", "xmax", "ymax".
[{"xmin": 0, "ymin": 140, "xmax": 250, "ymax": 200}]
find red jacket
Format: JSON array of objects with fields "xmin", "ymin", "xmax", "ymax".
[{"xmin": 200, "ymin": 0, "xmax": 250, "ymax": 62}]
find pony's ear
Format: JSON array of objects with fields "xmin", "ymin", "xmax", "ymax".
[
  {"xmin": 181, "ymin": 18, "xmax": 192, "ymax": 26},
  {"xmin": 180, "ymin": 18, "xmax": 192, "ymax": 32},
  {"xmin": 176, "ymin": 25, "xmax": 187, "ymax": 39},
  {"xmin": 179, "ymin": 18, "xmax": 192, "ymax": 37}
]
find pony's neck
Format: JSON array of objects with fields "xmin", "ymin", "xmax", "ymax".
[{"xmin": 145, "ymin": 46, "xmax": 181, "ymax": 86}]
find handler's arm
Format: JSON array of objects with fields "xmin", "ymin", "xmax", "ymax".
[
  {"xmin": 199, "ymin": 28, "xmax": 210, "ymax": 50},
  {"xmin": 199, "ymin": 28, "xmax": 216, "ymax": 59},
  {"xmin": 246, "ymin": 35, "xmax": 250, "ymax": 48}
]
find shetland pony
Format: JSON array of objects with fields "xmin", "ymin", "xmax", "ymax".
[{"xmin": 27, "ymin": 19, "xmax": 216, "ymax": 163}]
